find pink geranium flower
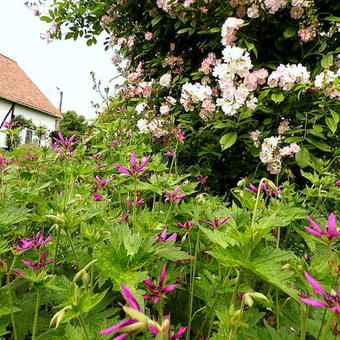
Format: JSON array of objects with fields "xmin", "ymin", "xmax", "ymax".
[
  {"xmin": 100, "ymin": 285, "xmax": 145, "ymax": 338},
  {"xmin": 164, "ymin": 187, "xmax": 187, "ymax": 203},
  {"xmin": 202, "ymin": 217, "xmax": 231, "ymax": 229},
  {"xmin": 143, "ymin": 265, "xmax": 180, "ymax": 304},
  {"xmin": 301, "ymin": 271, "xmax": 340, "ymax": 314},
  {"xmin": 13, "ymin": 232, "xmax": 52, "ymax": 253},
  {"xmin": 113, "ymin": 152, "xmax": 151, "ymax": 176},
  {"xmin": 155, "ymin": 229, "xmax": 177, "ymax": 242},
  {"xmin": 305, "ymin": 213, "xmax": 339, "ymax": 242},
  {"xmin": 21, "ymin": 251, "xmax": 54, "ymax": 271}
]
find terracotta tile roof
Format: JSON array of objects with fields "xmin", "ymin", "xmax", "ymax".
[{"xmin": 0, "ymin": 54, "xmax": 62, "ymax": 118}]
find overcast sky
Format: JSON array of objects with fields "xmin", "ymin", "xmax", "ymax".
[{"xmin": 0, "ymin": 1, "xmax": 119, "ymax": 119}]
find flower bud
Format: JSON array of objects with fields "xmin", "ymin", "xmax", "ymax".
[{"xmin": 243, "ymin": 293, "xmax": 254, "ymax": 307}]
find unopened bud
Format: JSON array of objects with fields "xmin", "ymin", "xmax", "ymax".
[{"xmin": 243, "ymin": 293, "xmax": 254, "ymax": 307}]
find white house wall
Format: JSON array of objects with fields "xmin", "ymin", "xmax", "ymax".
[
  {"xmin": 0, "ymin": 98, "xmax": 59, "ymax": 148},
  {"xmin": 0, "ymin": 98, "xmax": 12, "ymax": 148}
]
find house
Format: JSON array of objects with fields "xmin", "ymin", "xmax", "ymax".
[{"xmin": 0, "ymin": 53, "xmax": 62, "ymax": 148}]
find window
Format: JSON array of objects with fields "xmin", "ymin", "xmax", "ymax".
[{"xmin": 25, "ymin": 129, "xmax": 33, "ymax": 144}]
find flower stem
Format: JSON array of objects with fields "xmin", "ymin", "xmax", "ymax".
[
  {"xmin": 32, "ymin": 288, "xmax": 42, "ymax": 340},
  {"xmin": 65, "ymin": 229, "xmax": 80, "ymax": 267},
  {"xmin": 300, "ymin": 304, "xmax": 309, "ymax": 340},
  {"xmin": 320, "ymin": 313, "xmax": 334, "ymax": 340},
  {"xmin": 52, "ymin": 226, "xmax": 61, "ymax": 273},
  {"xmin": 187, "ymin": 230, "xmax": 200, "ymax": 340},
  {"xmin": 78, "ymin": 315, "xmax": 89, "ymax": 339},
  {"xmin": 6, "ymin": 256, "xmax": 18, "ymax": 340}
]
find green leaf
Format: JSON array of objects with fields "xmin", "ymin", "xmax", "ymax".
[
  {"xmin": 295, "ymin": 148, "xmax": 310, "ymax": 168},
  {"xmin": 271, "ymin": 93, "xmax": 284, "ymax": 103},
  {"xmin": 220, "ymin": 132, "xmax": 237, "ymax": 151},
  {"xmin": 283, "ymin": 27, "xmax": 296, "ymax": 38},
  {"xmin": 306, "ymin": 138, "xmax": 331, "ymax": 152},
  {"xmin": 40, "ymin": 16, "xmax": 52, "ymax": 23},
  {"xmin": 209, "ymin": 27, "xmax": 221, "ymax": 33},
  {"xmin": 321, "ymin": 53, "xmax": 333, "ymax": 68},
  {"xmin": 330, "ymin": 108, "xmax": 339, "ymax": 124},
  {"xmin": 151, "ymin": 15, "xmax": 163, "ymax": 26},
  {"xmin": 177, "ymin": 27, "xmax": 192, "ymax": 34},
  {"xmin": 323, "ymin": 16, "xmax": 340, "ymax": 22},
  {"xmin": 325, "ymin": 117, "xmax": 337, "ymax": 134}
]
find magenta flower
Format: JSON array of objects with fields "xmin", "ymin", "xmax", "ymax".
[
  {"xmin": 21, "ymin": 251, "xmax": 54, "ymax": 271},
  {"xmin": 52, "ymin": 132, "xmax": 79, "ymax": 156},
  {"xmin": 109, "ymin": 138, "xmax": 123, "ymax": 146},
  {"xmin": 0, "ymin": 156, "xmax": 13, "ymax": 170},
  {"xmin": 246, "ymin": 183, "xmax": 282, "ymax": 195},
  {"xmin": 93, "ymin": 176, "xmax": 111, "ymax": 190},
  {"xmin": 155, "ymin": 229, "xmax": 177, "ymax": 242},
  {"xmin": 53, "ymin": 132, "xmax": 79, "ymax": 148},
  {"xmin": 117, "ymin": 211, "xmax": 131, "ymax": 223},
  {"xmin": 93, "ymin": 193, "xmax": 105, "ymax": 201},
  {"xmin": 196, "ymin": 175, "xmax": 208, "ymax": 183},
  {"xmin": 3, "ymin": 120, "xmax": 19, "ymax": 129},
  {"xmin": 126, "ymin": 198, "xmax": 144, "ymax": 207},
  {"xmin": 100, "ymin": 285, "xmax": 145, "ymax": 339},
  {"xmin": 13, "ymin": 232, "xmax": 52, "ymax": 252},
  {"xmin": 336, "ymin": 180, "xmax": 340, "ymax": 188},
  {"xmin": 148, "ymin": 315, "xmax": 187, "ymax": 339},
  {"xmin": 144, "ymin": 265, "xmax": 180, "ymax": 304},
  {"xmin": 118, "ymin": 106, "xmax": 126, "ymax": 113},
  {"xmin": 164, "ymin": 187, "xmax": 187, "ymax": 203},
  {"xmin": 113, "ymin": 152, "xmax": 151, "ymax": 176},
  {"xmin": 305, "ymin": 213, "xmax": 339, "ymax": 241},
  {"xmin": 301, "ymin": 271, "xmax": 340, "ymax": 313},
  {"xmin": 24, "ymin": 154, "xmax": 39, "ymax": 162},
  {"xmin": 91, "ymin": 153, "xmax": 104, "ymax": 161},
  {"xmin": 177, "ymin": 221, "xmax": 196, "ymax": 233},
  {"xmin": 174, "ymin": 129, "xmax": 186, "ymax": 141},
  {"xmin": 202, "ymin": 217, "xmax": 231, "ymax": 229},
  {"xmin": 165, "ymin": 150, "xmax": 175, "ymax": 156}
]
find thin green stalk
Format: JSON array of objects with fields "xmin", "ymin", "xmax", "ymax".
[
  {"xmin": 320, "ymin": 314, "xmax": 334, "ymax": 340},
  {"xmin": 228, "ymin": 297, "xmax": 245, "ymax": 340},
  {"xmin": 32, "ymin": 288, "xmax": 42, "ymax": 340},
  {"xmin": 6, "ymin": 256, "xmax": 18, "ymax": 340},
  {"xmin": 300, "ymin": 304, "xmax": 309, "ymax": 340},
  {"xmin": 52, "ymin": 226, "xmax": 61, "ymax": 273},
  {"xmin": 187, "ymin": 230, "xmax": 200, "ymax": 340},
  {"xmin": 276, "ymin": 289, "xmax": 280, "ymax": 330},
  {"xmin": 65, "ymin": 229, "xmax": 80, "ymax": 267},
  {"xmin": 204, "ymin": 269, "xmax": 233, "ymax": 340},
  {"xmin": 78, "ymin": 315, "xmax": 90, "ymax": 339}
]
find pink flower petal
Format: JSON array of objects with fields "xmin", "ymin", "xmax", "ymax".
[
  {"xmin": 121, "ymin": 285, "xmax": 140, "ymax": 311},
  {"xmin": 305, "ymin": 226, "xmax": 322, "ymax": 238},
  {"xmin": 300, "ymin": 298, "xmax": 327, "ymax": 308},
  {"xmin": 304, "ymin": 271, "xmax": 326, "ymax": 296},
  {"xmin": 100, "ymin": 320, "xmax": 137, "ymax": 334},
  {"xmin": 307, "ymin": 217, "xmax": 322, "ymax": 232},
  {"xmin": 327, "ymin": 213, "xmax": 337, "ymax": 232},
  {"xmin": 163, "ymin": 284, "xmax": 180, "ymax": 293}
]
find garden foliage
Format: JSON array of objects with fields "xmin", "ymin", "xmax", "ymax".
[{"xmin": 0, "ymin": 0, "xmax": 339, "ymax": 339}]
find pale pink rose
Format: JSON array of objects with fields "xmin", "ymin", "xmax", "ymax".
[{"xmin": 145, "ymin": 32, "xmax": 153, "ymax": 40}]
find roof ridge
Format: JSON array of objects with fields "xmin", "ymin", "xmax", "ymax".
[
  {"xmin": 0, "ymin": 53, "xmax": 17, "ymax": 63},
  {"xmin": 0, "ymin": 53, "xmax": 62, "ymax": 118}
]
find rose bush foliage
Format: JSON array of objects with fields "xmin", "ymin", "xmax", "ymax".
[{"xmin": 32, "ymin": 0, "xmax": 339, "ymax": 192}]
